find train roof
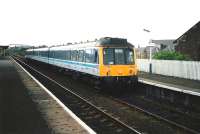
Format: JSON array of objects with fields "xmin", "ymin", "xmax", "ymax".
[
  {"xmin": 26, "ymin": 37, "xmax": 134, "ymax": 51},
  {"xmin": 27, "ymin": 47, "xmax": 49, "ymax": 51}
]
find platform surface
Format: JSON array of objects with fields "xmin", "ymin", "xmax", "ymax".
[
  {"xmin": 139, "ymin": 71, "xmax": 200, "ymax": 96},
  {"xmin": 0, "ymin": 56, "xmax": 92, "ymax": 134},
  {"xmin": 0, "ymin": 57, "xmax": 51, "ymax": 134}
]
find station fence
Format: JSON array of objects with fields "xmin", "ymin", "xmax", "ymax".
[{"xmin": 136, "ymin": 59, "xmax": 200, "ymax": 81}]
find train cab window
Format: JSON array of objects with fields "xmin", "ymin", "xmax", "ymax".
[
  {"xmin": 103, "ymin": 48, "xmax": 134, "ymax": 65},
  {"xmin": 125, "ymin": 48, "xmax": 134, "ymax": 64},
  {"xmin": 115, "ymin": 48, "xmax": 125, "ymax": 64},
  {"xmin": 103, "ymin": 48, "xmax": 114, "ymax": 65}
]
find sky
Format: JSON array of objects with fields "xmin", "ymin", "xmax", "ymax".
[{"xmin": 0, "ymin": 0, "xmax": 199, "ymax": 47}]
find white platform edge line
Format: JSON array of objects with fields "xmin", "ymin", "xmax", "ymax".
[
  {"xmin": 139, "ymin": 78, "xmax": 200, "ymax": 97},
  {"xmin": 12, "ymin": 58, "xmax": 96, "ymax": 134}
]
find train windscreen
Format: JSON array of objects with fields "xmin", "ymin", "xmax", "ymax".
[{"xmin": 103, "ymin": 48, "xmax": 134, "ymax": 65}]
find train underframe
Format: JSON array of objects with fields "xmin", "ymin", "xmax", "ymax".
[{"xmin": 95, "ymin": 76, "xmax": 138, "ymax": 89}]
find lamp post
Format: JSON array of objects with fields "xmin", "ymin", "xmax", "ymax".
[
  {"xmin": 143, "ymin": 29, "xmax": 153, "ymax": 74},
  {"xmin": 149, "ymin": 40, "xmax": 153, "ymax": 74}
]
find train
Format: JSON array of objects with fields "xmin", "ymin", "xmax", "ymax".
[{"xmin": 25, "ymin": 37, "xmax": 138, "ymax": 88}]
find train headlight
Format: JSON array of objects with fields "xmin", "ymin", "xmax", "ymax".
[
  {"xmin": 129, "ymin": 69, "xmax": 133, "ymax": 74},
  {"xmin": 106, "ymin": 70, "xmax": 110, "ymax": 76}
]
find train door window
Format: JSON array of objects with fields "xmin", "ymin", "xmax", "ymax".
[
  {"xmin": 78, "ymin": 50, "xmax": 84, "ymax": 62},
  {"xmin": 103, "ymin": 48, "xmax": 114, "ymax": 65},
  {"xmin": 76, "ymin": 50, "xmax": 79, "ymax": 61},
  {"xmin": 115, "ymin": 48, "xmax": 125, "ymax": 64},
  {"xmin": 71, "ymin": 50, "xmax": 74, "ymax": 60},
  {"xmin": 83, "ymin": 50, "xmax": 86, "ymax": 62},
  {"xmin": 94, "ymin": 49, "xmax": 98, "ymax": 64}
]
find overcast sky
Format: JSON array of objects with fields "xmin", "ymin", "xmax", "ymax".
[{"xmin": 0, "ymin": 0, "xmax": 199, "ymax": 47}]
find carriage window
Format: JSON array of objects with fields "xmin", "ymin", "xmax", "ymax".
[
  {"xmin": 59, "ymin": 51, "xmax": 66, "ymax": 59},
  {"xmin": 66, "ymin": 50, "xmax": 71, "ymax": 60},
  {"xmin": 49, "ymin": 51, "xmax": 54, "ymax": 58},
  {"xmin": 78, "ymin": 50, "xmax": 84, "ymax": 62},
  {"xmin": 85, "ymin": 49, "xmax": 92, "ymax": 63},
  {"xmin": 71, "ymin": 50, "xmax": 78, "ymax": 61},
  {"xmin": 85, "ymin": 49, "xmax": 97, "ymax": 63}
]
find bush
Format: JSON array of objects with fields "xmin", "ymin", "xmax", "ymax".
[{"xmin": 153, "ymin": 51, "xmax": 190, "ymax": 60}]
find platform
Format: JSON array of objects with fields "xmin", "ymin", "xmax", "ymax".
[
  {"xmin": 138, "ymin": 71, "xmax": 200, "ymax": 96},
  {"xmin": 0, "ymin": 56, "xmax": 94, "ymax": 134}
]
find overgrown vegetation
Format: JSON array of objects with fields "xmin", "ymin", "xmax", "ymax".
[{"xmin": 153, "ymin": 51, "xmax": 190, "ymax": 60}]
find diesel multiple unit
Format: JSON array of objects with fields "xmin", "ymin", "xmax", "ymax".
[{"xmin": 25, "ymin": 37, "xmax": 138, "ymax": 85}]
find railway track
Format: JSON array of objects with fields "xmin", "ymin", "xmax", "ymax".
[
  {"xmin": 111, "ymin": 97, "xmax": 200, "ymax": 134},
  {"xmin": 13, "ymin": 56, "xmax": 141, "ymax": 134},
  {"xmin": 14, "ymin": 56, "xmax": 200, "ymax": 134}
]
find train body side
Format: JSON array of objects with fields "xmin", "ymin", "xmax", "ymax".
[{"xmin": 26, "ymin": 46, "xmax": 100, "ymax": 76}]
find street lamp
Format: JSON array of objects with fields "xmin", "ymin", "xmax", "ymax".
[{"xmin": 143, "ymin": 29, "xmax": 153, "ymax": 74}]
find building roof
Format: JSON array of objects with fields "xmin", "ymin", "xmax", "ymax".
[
  {"xmin": 152, "ymin": 39, "xmax": 175, "ymax": 46},
  {"xmin": 174, "ymin": 21, "xmax": 200, "ymax": 43}
]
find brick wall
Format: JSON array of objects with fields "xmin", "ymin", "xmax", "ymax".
[{"xmin": 175, "ymin": 22, "xmax": 200, "ymax": 61}]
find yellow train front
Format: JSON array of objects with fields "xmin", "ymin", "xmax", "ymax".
[{"xmin": 97, "ymin": 37, "xmax": 138, "ymax": 86}]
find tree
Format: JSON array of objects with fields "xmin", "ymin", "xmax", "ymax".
[{"xmin": 153, "ymin": 51, "xmax": 190, "ymax": 60}]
